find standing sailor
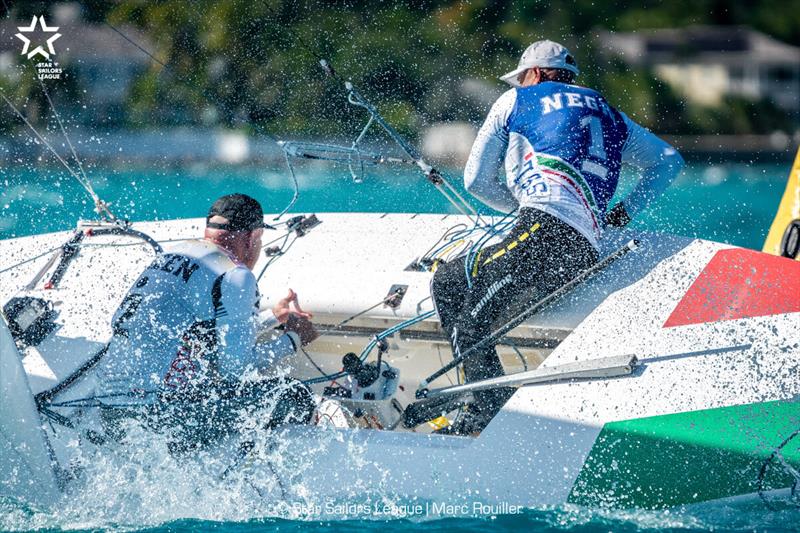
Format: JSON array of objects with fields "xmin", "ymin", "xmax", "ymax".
[
  {"xmin": 92, "ymin": 193, "xmax": 317, "ymax": 447},
  {"xmin": 431, "ymin": 40, "xmax": 684, "ymax": 434}
]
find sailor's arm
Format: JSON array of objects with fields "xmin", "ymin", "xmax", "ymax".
[
  {"xmin": 257, "ymin": 308, "xmax": 280, "ymax": 330},
  {"xmin": 212, "ymin": 268, "xmax": 298, "ymax": 379},
  {"xmin": 464, "ymin": 89, "xmax": 519, "ymax": 213},
  {"xmin": 609, "ymin": 112, "xmax": 685, "ymax": 225}
]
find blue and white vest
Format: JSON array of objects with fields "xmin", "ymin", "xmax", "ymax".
[{"xmin": 505, "ymin": 81, "xmax": 628, "ymax": 244}]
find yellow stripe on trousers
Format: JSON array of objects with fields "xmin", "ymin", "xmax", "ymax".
[{"xmin": 481, "ymin": 222, "xmax": 541, "ymax": 267}]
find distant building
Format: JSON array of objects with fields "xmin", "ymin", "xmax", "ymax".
[{"xmin": 596, "ymin": 26, "xmax": 800, "ymax": 113}]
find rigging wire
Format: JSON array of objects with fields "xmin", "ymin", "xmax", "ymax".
[
  {"xmin": 256, "ymin": 232, "xmax": 298, "ymax": 282},
  {"xmin": 270, "ymin": 15, "xmax": 486, "ymax": 225},
  {"xmin": 103, "ymin": 21, "xmax": 169, "ymax": 69},
  {"xmin": 260, "ymin": 229, "xmax": 294, "ymax": 249},
  {"xmin": 36, "ymin": 73, "xmax": 91, "ymax": 188},
  {"xmin": 338, "ymin": 76, "xmax": 486, "ymax": 227},
  {"xmin": 276, "ymin": 149, "xmax": 300, "ymax": 219},
  {"xmin": 35, "ymin": 75, "xmax": 118, "ymax": 221},
  {"xmin": 0, "ymin": 1, "xmax": 110, "ymax": 221},
  {"xmin": 0, "ymin": 92, "xmax": 115, "ymax": 220},
  {"xmin": 334, "ymin": 287, "xmax": 405, "ymax": 329},
  {"xmin": 0, "ymin": 245, "xmax": 63, "ymax": 276},
  {"xmin": 106, "ymin": 15, "xmax": 416, "ymax": 221},
  {"xmin": 104, "ymin": 10, "xmax": 492, "ymax": 232},
  {"xmin": 254, "ymin": 4, "xmax": 502, "ymax": 245}
]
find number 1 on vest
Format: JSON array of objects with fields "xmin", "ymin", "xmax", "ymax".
[{"xmin": 580, "ymin": 115, "xmax": 609, "ymax": 180}]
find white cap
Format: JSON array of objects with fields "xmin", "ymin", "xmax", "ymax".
[{"xmin": 499, "ymin": 40, "xmax": 579, "ymax": 87}]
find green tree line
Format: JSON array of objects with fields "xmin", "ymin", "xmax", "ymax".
[{"xmin": 7, "ymin": 0, "xmax": 800, "ymax": 136}]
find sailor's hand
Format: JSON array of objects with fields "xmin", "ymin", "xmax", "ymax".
[
  {"xmin": 272, "ymin": 288, "xmax": 313, "ymax": 324},
  {"xmin": 604, "ymin": 203, "xmax": 632, "ymax": 228},
  {"xmin": 285, "ymin": 313, "xmax": 319, "ymax": 346}
]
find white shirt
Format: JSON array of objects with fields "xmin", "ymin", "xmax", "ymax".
[{"xmin": 93, "ymin": 239, "xmax": 297, "ymax": 402}]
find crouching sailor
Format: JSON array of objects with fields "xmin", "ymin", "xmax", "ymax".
[
  {"xmin": 90, "ymin": 193, "xmax": 317, "ymax": 449},
  {"xmin": 431, "ymin": 40, "xmax": 684, "ymax": 434}
]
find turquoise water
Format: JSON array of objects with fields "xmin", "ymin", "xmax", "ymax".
[
  {"xmin": 1, "ymin": 160, "xmax": 797, "ymax": 532},
  {"xmin": 0, "ymin": 161, "xmax": 789, "ymax": 251},
  {"xmin": 5, "ymin": 495, "xmax": 800, "ymax": 531}
]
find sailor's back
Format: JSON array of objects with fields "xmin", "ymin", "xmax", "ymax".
[
  {"xmin": 507, "ymin": 81, "xmax": 628, "ymax": 213},
  {"xmin": 95, "ymin": 239, "xmax": 256, "ymax": 401}
]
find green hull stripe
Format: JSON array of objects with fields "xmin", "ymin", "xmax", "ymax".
[{"xmin": 568, "ymin": 399, "xmax": 800, "ymax": 509}]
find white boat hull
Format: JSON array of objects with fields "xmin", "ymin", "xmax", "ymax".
[{"xmin": 1, "ymin": 212, "xmax": 799, "ymax": 514}]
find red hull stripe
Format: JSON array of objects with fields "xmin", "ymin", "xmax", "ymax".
[{"xmin": 664, "ymin": 248, "xmax": 800, "ymax": 328}]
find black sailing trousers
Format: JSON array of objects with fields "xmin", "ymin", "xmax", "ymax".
[{"xmin": 430, "ymin": 207, "xmax": 598, "ymax": 420}]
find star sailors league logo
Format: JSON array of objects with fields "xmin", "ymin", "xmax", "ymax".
[{"xmin": 15, "ymin": 16, "xmax": 63, "ymax": 80}]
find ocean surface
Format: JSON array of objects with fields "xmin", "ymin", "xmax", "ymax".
[
  {"xmin": 1, "ymin": 159, "xmax": 798, "ymax": 532},
  {"xmin": 0, "ymin": 160, "xmax": 790, "ymax": 250}
]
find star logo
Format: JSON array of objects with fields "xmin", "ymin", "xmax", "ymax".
[{"xmin": 15, "ymin": 16, "xmax": 61, "ymax": 61}]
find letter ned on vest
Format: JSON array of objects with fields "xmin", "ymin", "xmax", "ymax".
[
  {"xmin": 540, "ymin": 93, "xmax": 563, "ymax": 114},
  {"xmin": 565, "ymin": 93, "xmax": 584, "ymax": 108}
]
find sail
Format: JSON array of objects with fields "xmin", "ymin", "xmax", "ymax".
[{"xmin": 763, "ymin": 144, "xmax": 800, "ymax": 259}]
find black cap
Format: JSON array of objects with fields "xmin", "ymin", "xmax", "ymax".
[{"xmin": 206, "ymin": 193, "xmax": 275, "ymax": 231}]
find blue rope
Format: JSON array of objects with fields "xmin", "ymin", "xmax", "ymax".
[
  {"xmin": 303, "ymin": 310, "xmax": 436, "ymax": 385},
  {"xmin": 463, "ymin": 212, "xmax": 517, "ymax": 288},
  {"xmin": 424, "ymin": 220, "xmax": 482, "ymax": 260}
]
